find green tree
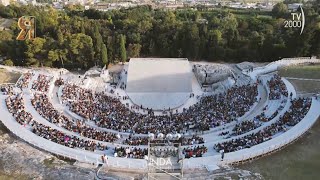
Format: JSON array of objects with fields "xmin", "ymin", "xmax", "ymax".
[
  {"xmin": 25, "ymin": 37, "xmax": 47, "ymax": 66},
  {"xmin": 119, "ymin": 34, "xmax": 127, "ymax": 63},
  {"xmin": 127, "ymin": 43, "xmax": 141, "ymax": 58},
  {"xmin": 185, "ymin": 24, "xmax": 200, "ymax": 59},
  {"xmin": 56, "ymin": 28, "xmax": 64, "ymax": 46},
  {"xmin": 3, "ymin": 59, "xmax": 14, "ymax": 66},
  {"xmin": 66, "ymin": 33, "xmax": 94, "ymax": 68},
  {"xmin": 208, "ymin": 29, "xmax": 223, "ymax": 60},
  {"xmin": 101, "ymin": 43, "xmax": 108, "ymax": 65},
  {"xmin": 272, "ymin": 2, "xmax": 288, "ymax": 18},
  {"xmin": 0, "ymin": 31, "xmax": 13, "ymax": 57},
  {"xmin": 0, "ymin": 5, "xmax": 320, "ymax": 67},
  {"xmin": 0, "ymin": 31, "xmax": 13, "ymax": 41},
  {"xmin": 92, "ymin": 24, "xmax": 103, "ymax": 62},
  {"xmin": 47, "ymin": 50, "xmax": 59, "ymax": 67}
]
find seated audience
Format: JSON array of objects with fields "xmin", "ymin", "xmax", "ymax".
[
  {"xmin": 16, "ymin": 72, "xmax": 32, "ymax": 89},
  {"xmin": 31, "ymin": 93, "xmax": 118, "ymax": 143},
  {"xmin": 6, "ymin": 94, "xmax": 107, "ymax": 152},
  {"xmin": 183, "ymin": 145, "xmax": 208, "ymax": 158},
  {"xmin": 214, "ymin": 98, "xmax": 311, "ymax": 153},
  {"xmin": 32, "ymin": 74, "xmax": 51, "ymax": 92},
  {"xmin": 1, "ymin": 84, "xmax": 14, "ymax": 95},
  {"xmin": 61, "ymin": 83, "xmax": 258, "ymax": 135},
  {"xmin": 267, "ymin": 74, "xmax": 288, "ymax": 100}
]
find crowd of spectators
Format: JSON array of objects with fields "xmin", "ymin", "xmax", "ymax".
[
  {"xmin": 256, "ymin": 99, "xmax": 286, "ymax": 123},
  {"xmin": 6, "ymin": 93, "xmax": 107, "ymax": 152},
  {"xmin": 32, "ymin": 122, "xmax": 107, "ymax": 151},
  {"xmin": 6, "ymin": 93, "xmax": 197, "ymax": 159},
  {"xmin": 114, "ymin": 146, "xmax": 147, "ymax": 159},
  {"xmin": 221, "ymin": 100, "xmax": 286, "ymax": 138},
  {"xmin": 0, "ymin": 84, "xmax": 14, "ymax": 95},
  {"xmin": 54, "ymin": 77, "xmax": 64, "ymax": 86},
  {"xmin": 62, "ymin": 84, "xmax": 137, "ymax": 133},
  {"xmin": 180, "ymin": 135, "xmax": 205, "ymax": 145},
  {"xmin": 145, "ymin": 84, "xmax": 260, "ymax": 135},
  {"xmin": 214, "ymin": 98, "xmax": 311, "ymax": 153},
  {"xmin": 267, "ymin": 74, "xmax": 288, "ymax": 100},
  {"xmin": 183, "ymin": 145, "xmax": 208, "ymax": 158},
  {"xmin": 282, "ymin": 98, "xmax": 311, "ymax": 126},
  {"xmin": 31, "ymin": 93, "xmax": 118, "ymax": 143},
  {"xmin": 61, "ymin": 83, "xmax": 258, "ymax": 135},
  {"xmin": 6, "ymin": 93, "xmax": 33, "ymax": 125},
  {"xmin": 231, "ymin": 120, "xmax": 262, "ymax": 136},
  {"xmin": 16, "ymin": 72, "xmax": 32, "ymax": 89},
  {"xmin": 116, "ymin": 143, "xmax": 207, "ymax": 159},
  {"xmin": 4, "ymin": 93, "xmax": 313, "ymax": 160},
  {"xmin": 122, "ymin": 136, "xmax": 149, "ymax": 146},
  {"xmin": 122, "ymin": 135, "xmax": 205, "ymax": 146},
  {"xmin": 32, "ymin": 74, "xmax": 51, "ymax": 92},
  {"xmin": 4, "ymin": 70, "xmax": 314, "ymax": 161}
]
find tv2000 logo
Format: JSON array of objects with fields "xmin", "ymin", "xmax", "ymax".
[
  {"xmin": 284, "ymin": 6, "xmax": 305, "ymax": 35},
  {"xmin": 16, "ymin": 16, "xmax": 36, "ymax": 40}
]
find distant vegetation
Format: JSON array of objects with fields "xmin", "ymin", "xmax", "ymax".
[{"xmin": 0, "ymin": 1, "xmax": 319, "ymax": 69}]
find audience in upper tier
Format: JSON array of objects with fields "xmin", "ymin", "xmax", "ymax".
[
  {"xmin": 32, "ymin": 74, "xmax": 51, "ymax": 92},
  {"xmin": 62, "ymin": 83, "xmax": 258, "ymax": 135},
  {"xmin": 214, "ymin": 98, "xmax": 311, "ymax": 153},
  {"xmin": 16, "ymin": 72, "xmax": 32, "ymax": 89},
  {"xmin": 267, "ymin": 74, "xmax": 288, "ymax": 100}
]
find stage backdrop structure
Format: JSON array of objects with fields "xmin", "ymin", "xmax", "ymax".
[{"xmin": 126, "ymin": 58, "xmax": 192, "ymax": 110}]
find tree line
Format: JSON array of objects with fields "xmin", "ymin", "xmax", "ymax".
[{"xmin": 0, "ymin": 1, "xmax": 320, "ymax": 69}]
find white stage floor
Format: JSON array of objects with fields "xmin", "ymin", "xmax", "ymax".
[{"xmin": 126, "ymin": 58, "xmax": 193, "ymax": 110}]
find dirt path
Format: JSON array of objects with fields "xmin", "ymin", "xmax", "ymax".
[{"xmin": 0, "ymin": 69, "xmax": 21, "ymax": 84}]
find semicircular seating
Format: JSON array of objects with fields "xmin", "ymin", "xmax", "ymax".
[{"xmin": 1, "ymin": 66, "xmax": 317, "ymax": 163}]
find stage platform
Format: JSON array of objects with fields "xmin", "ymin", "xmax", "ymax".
[{"xmin": 126, "ymin": 58, "xmax": 192, "ymax": 110}]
